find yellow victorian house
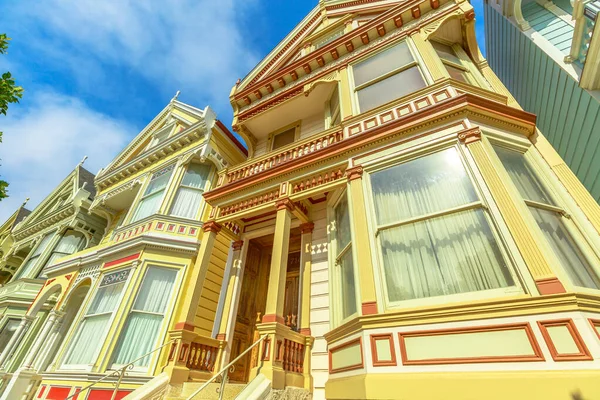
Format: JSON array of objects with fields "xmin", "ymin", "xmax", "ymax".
[{"xmin": 0, "ymin": 98, "xmax": 246, "ymax": 400}]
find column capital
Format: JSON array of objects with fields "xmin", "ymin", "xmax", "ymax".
[
  {"xmin": 203, "ymin": 220, "xmax": 222, "ymax": 234},
  {"xmin": 231, "ymin": 240, "xmax": 244, "ymax": 251},
  {"xmin": 275, "ymin": 197, "xmax": 295, "ymax": 212},
  {"xmin": 300, "ymin": 222, "xmax": 315, "ymax": 234},
  {"xmin": 346, "ymin": 165, "xmax": 364, "ymax": 181},
  {"xmin": 458, "ymin": 127, "xmax": 482, "ymax": 145}
]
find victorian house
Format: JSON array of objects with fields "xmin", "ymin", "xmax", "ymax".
[
  {"xmin": 0, "ymin": 164, "xmax": 106, "ymax": 392},
  {"xmin": 485, "ymin": 0, "xmax": 600, "ymax": 204},
  {"xmin": 0, "ymin": 99, "xmax": 246, "ymax": 400}
]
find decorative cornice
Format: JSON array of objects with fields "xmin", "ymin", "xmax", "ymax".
[
  {"xmin": 458, "ymin": 127, "xmax": 482, "ymax": 144},
  {"xmin": 232, "ymin": 240, "xmax": 244, "ymax": 251},
  {"xmin": 300, "ymin": 222, "xmax": 315, "ymax": 234},
  {"xmin": 346, "ymin": 165, "xmax": 364, "ymax": 181},
  {"xmin": 275, "ymin": 198, "xmax": 296, "ymax": 212},
  {"xmin": 202, "ymin": 221, "xmax": 222, "ymax": 234}
]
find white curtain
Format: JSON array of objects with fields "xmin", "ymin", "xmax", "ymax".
[
  {"xmin": 0, "ymin": 319, "xmax": 20, "ymax": 353},
  {"xmin": 63, "ymin": 281, "xmax": 125, "ymax": 366},
  {"xmin": 14, "ymin": 233, "xmax": 55, "ymax": 279},
  {"xmin": 40, "ymin": 231, "xmax": 86, "ymax": 276},
  {"xmin": 334, "ymin": 196, "xmax": 356, "ymax": 319},
  {"xmin": 111, "ymin": 267, "xmax": 177, "ymax": 367},
  {"xmin": 131, "ymin": 167, "xmax": 174, "ymax": 222},
  {"xmin": 170, "ymin": 164, "xmax": 209, "ymax": 219},
  {"xmin": 371, "ymin": 148, "xmax": 513, "ymax": 302}
]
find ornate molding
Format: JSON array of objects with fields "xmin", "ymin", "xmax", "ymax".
[
  {"xmin": 303, "ymin": 71, "xmax": 340, "ymax": 96},
  {"xmin": 300, "ymin": 222, "xmax": 315, "ymax": 234},
  {"xmin": 458, "ymin": 127, "xmax": 482, "ymax": 145},
  {"xmin": 202, "ymin": 221, "xmax": 222, "ymax": 234},
  {"xmin": 232, "ymin": 240, "xmax": 244, "ymax": 251},
  {"xmin": 346, "ymin": 165, "xmax": 364, "ymax": 181},
  {"xmin": 275, "ymin": 198, "xmax": 296, "ymax": 212}
]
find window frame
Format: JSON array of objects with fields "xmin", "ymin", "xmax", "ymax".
[
  {"xmin": 349, "ymin": 38, "xmax": 428, "ymax": 115},
  {"xmin": 325, "ymin": 85, "xmax": 342, "ymax": 129},
  {"xmin": 0, "ymin": 317, "xmax": 21, "ymax": 354},
  {"xmin": 58, "ymin": 268, "xmax": 133, "ymax": 372},
  {"xmin": 362, "ymin": 141, "xmax": 524, "ymax": 311},
  {"xmin": 14, "ymin": 231, "xmax": 57, "ymax": 280},
  {"xmin": 127, "ymin": 163, "xmax": 177, "ymax": 224},
  {"xmin": 430, "ymin": 39, "xmax": 490, "ymax": 88},
  {"xmin": 484, "ymin": 133, "xmax": 600, "ymax": 292},
  {"xmin": 328, "ymin": 188, "xmax": 360, "ymax": 327},
  {"xmin": 169, "ymin": 162, "xmax": 213, "ymax": 220},
  {"xmin": 268, "ymin": 121, "xmax": 301, "ymax": 152},
  {"xmin": 38, "ymin": 229, "xmax": 87, "ymax": 277},
  {"xmin": 108, "ymin": 264, "xmax": 181, "ymax": 373}
]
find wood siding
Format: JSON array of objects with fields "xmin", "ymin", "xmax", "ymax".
[{"xmin": 485, "ymin": 4, "xmax": 600, "ymax": 204}]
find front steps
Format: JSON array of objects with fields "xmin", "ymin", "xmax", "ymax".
[{"xmin": 174, "ymin": 381, "xmax": 246, "ymax": 400}]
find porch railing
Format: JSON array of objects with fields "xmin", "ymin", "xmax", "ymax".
[{"xmin": 65, "ymin": 339, "xmax": 175, "ymax": 400}]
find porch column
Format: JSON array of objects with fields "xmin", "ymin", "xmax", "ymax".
[
  {"xmin": 263, "ymin": 199, "xmax": 293, "ymax": 324},
  {"xmin": 217, "ymin": 240, "xmax": 244, "ymax": 363},
  {"xmin": 347, "ymin": 166, "xmax": 379, "ymax": 315},
  {"xmin": 298, "ymin": 223, "xmax": 313, "ymax": 336},
  {"xmin": 176, "ymin": 220, "xmax": 222, "ymax": 328},
  {"xmin": 22, "ymin": 310, "xmax": 63, "ymax": 369},
  {"xmin": 0, "ymin": 316, "xmax": 34, "ymax": 369}
]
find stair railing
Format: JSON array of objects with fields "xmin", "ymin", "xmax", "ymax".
[
  {"xmin": 186, "ymin": 335, "xmax": 267, "ymax": 400},
  {"xmin": 65, "ymin": 339, "xmax": 176, "ymax": 400}
]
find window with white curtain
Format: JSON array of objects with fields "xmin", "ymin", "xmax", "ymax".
[
  {"xmin": 0, "ymin": 319, "xmax": 20, "ymax": 353},
  {"xmin": 431, "ymin": 41, "xmax": 473, "ymax": 84},
  {"xmin": 14, "ymin": 232, "xmax": 55, "ymax": 280},
  {"xmin": 333, "ymin": 193, "xmax": 357, "ymax": 320},
  {"xmin": 62, "ymin": 269, "xmax": 130, "ymax": 368},
  {"xmin": 111, "ymin": 266, "xmax": 177, "ymax": 368},
  {"xmin": 130, "ymin": 165, "xmax": 175, "ymax": 223},
  {"xmin": 492, "ymin": 145, "xmax": 600, "ymax": 289},
  {"xmin": 352, "ymin": 41, "xmax": 426, "ymax": 113},
  {"xmin": 38, "ymin": 230, "xmax": 86, "ymax": 277},
  {"xmin": 170, "ymin": 164, "xmax": 210, "ymax": 219},
  {"xmin": 369, "ymin": 147, "xmax": 516, "ymax": 304}
]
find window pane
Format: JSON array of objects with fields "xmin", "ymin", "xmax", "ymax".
[
  {"xmin": 64, "ymin": 314, "xmax": 111, "ymax": 365},
  {"xmin": 40, "ymin": 230, "xmax": 86, "ymax": 274},
  {"xmin": 431, "ymin": 41, "xmax": 462, "ymax": 65},
  {"xmin": 112, "ymin": 267, "xmax": 177, "ymax": 367},
  {"xmin": 493, "ymin": 146, "xmax": 554, "ymax": 205},
  {"xmin": 335, "ymin": 195, "xmax": 352, "ymax": 253},
  {"xmin": 371, "ymin": 148, "xmax": 478, "ymax": 225},
  {"xmin": 339, "ymin": 249, "xmax": 357, "ymax": 319},
  {"xmin": 530, "ymin": 207, "xmax": 600, "ymax": 289},
  {"xmin": 87, "ymin": 282, "xmax": 126, "ymax": 315},
  {"xmin": 357, "ymin": 66, "xmax": 425, "ymax": 112},
  {"xmin": 446, "ymin": 64, "xmax": 470, "ymax": 83},
  {"xmin": 144, "ymin": 166, "xmax": 174, "ymax": 196},
  {"xmin": 181, "ymin": 164, "xmax": 210, "ymax": 189},
  {"xmin": 272, "ymin": 128, "xmax": 296, "ymax": 150},
  {"xmin": 353, "ymin": 42, "xmax": 414, "ymax": 86},
  {"xmin": 380, "ymin": 209, "xmax": 513, "ymax": 302},
  {"xmin": 14, "ymin": 233, "xmax": 55, "ymax": 279},
  {"xmin": 0, "ymin": 319, "xmax": 20, "ymax": 353},
  {"xmin": 132, "ymin": 191, "xmax": 164, "ymax": 222},
  {"xmin": 170, "ymin": 188, "xmax": 203, "ymax": 219}
]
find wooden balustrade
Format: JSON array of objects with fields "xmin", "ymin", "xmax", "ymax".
[
  {"xmin": 282, "ymin": 338, "xmax": 305, "ymax": 373},
  {"xmin": 186, "ymin": 341, "xmax": 220, "ymax": 372},
  {"xmin": 223, "ymin": 130, "xmax": 343, "ymax": 186}
]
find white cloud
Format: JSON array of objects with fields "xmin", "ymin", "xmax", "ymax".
[
  {"xmin": 5, "ymin": 0, "xmax": 260, "ymax": 115},
  {"xmin": 0, "ymin": 91, "xmax": 134, "ymax": 222}
]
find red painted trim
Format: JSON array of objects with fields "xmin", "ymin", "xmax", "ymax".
[
  {"xmin": 37, "ymin": 385, "xmax": 46, "ymax": 398},
  {"xmin": 103, "ymin": 253, "xmax": 140, "ymax": 269},
  {"xmin": 262, "ymin": 314, "xmax": 285, "ymax": 324},
  {"xmin": 535, "ymin": 277, "xmax": 567, "ymax": 295},
  {"xmin": 537, "ymin": 319, "xmax": 593, "ymax": 361},
  {"xmin": 329, "ymin": 337, "xmax": 364, "ymax": 374},
  {"xmin": 174, "ymin": 322, "xmax": 196, "ymax": 331},
  {"xmin": 589, "ymin": 319, "xmax": 600, "ymax": 341},
  {"xmin": 216, "ymin": 333, "xmax": 227, "ymax": 341},
  {"xmin": 46, "ymin": 387, "xmax": 71, "ymax": 400},
  {"xmin": 361, "ymin": 301, "xmax": 378, "ymax": 315},
  {"xmin": 370, "ymin": 333, "xmax": 397, "ymax": 367},
  {"xmin": 27, "ymin": 285, "xmax": 45, "ymax": 313},
  {"xmin": 88, "ymin": 389, "xmax": 132, "ymax": 400},
  {"xmin": 397, "ymin": 322, "xmax": 545, "ymax": 365},
  {"xmin": 307, "ymin": 195, "xmax": 328, "ymax": 204},
  {"xmin": 300, "ymin": 328, "xmax": 312, "ymax": 336}
]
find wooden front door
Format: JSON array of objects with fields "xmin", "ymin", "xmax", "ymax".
[{"xmin": 229, "ymin": 242, "xmax": 270, "ymax": 382}]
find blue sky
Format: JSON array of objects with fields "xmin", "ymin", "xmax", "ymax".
[{"xmin": 0, "ymin": 0, "xmax": 486, "ymax": 222}]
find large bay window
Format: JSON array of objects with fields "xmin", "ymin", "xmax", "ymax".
[
  {"xmin": 38, "ymin": 230, "xmax": 86, "ymax": 276},
  {"xmin": 62, "ymin": 269, "xmax": 130, "ymax": 368},
  {"xmin": 369, "ymin": 147, "xmax": 516, "ymax": 304},
  {"xmin": 351, "ymin": 41, "xmax": 426, "ymax": 113},
  {"xmin": 14, "ymin": 232, "xmax": 55, "ymax": 280},
  {"xmin": 492, "ymin": 146, "xmax": 600, "ymax": 289},
  {"xmin": 131, "ymin": 165, "xmax": 175, "ymax": 223},
  {"xmin": 170, "ymin": 164, "xmax": 210, "ymax": 219},
  {"xmin": 111, "ymin": 266, "xmax": 177, "ymax": 368},
  {"xmin": 333, "ymin": 193, "xmax": 357, "ymax": 321}
]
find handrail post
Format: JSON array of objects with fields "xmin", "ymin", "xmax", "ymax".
[{"xmin": 110, "ymin": 367, "xmax": 125, "ymax": 400}]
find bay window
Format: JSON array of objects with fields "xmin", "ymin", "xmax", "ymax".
[
  {"xmin": 14, "ymin": 232, "xmax": 55, "ymax": 280},
  {"xmin": 333, "ymin": 193, "xmax": 357, "ymax": 321},
  {"xmin": 130, "ymin": 165, "xmax": 175, "ymax": 223},
  {"xmin": 492, "ymin": 145, "xmax": 600, "ymax": 289},
  {"xmin": 0, "ymin": 319, "xmax": 20, "ymax": 353},
  {"xmin": 62, "ymin": 269, "xmax": 130, "ymax": 368},
  {"xmin": 369, "ymin": 147, "xmax": 516, "ymax": 304},
  {"xmin": 431, "ymin": 41, "xmax": 473, "ymax": 84},
  {"xmin": 352, "ymin": 41, "xmax": 426, "ymax": 113},
  {"xmin": 170, "ymin": 164, "xmax": 210, "ymax": 219},
  {"xmin": 111, "ymin": 266, "xmax": 177, "ymax": 368},
  {"xmin": 38, "ymin": 230, "xmax": 86, "ymax": 277}
]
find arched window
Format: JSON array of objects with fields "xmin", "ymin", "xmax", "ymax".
[
  {"xmin": 38, "ymin": 230, "xmax": 86, "ymax": 277},
  {"xmin": 169, "ymin": 164, "xmax": 211, "ymax": 219}
]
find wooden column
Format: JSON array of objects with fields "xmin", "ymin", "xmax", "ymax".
[
  {"xmin": 217, "ymin": 240, "xmax": 245, "ymax": 340},
  {"xmin": 462, "ymin": 128, "xmax": 566, "ymax": 295},
  {"xmin": 347, "ymin": 166, "xmax": 379, "ymax": 315},
  {"xmin": 298, "ymin": 223, "xmax": 314, "ymax": 336},
  {"xmin": 263, "ymin": 199, "xmax": 293, "ymax": 324}
]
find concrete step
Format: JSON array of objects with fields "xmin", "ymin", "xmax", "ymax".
[{"xmin": 179, "ymin": 382, "xmax": 246, "ymax": 400}]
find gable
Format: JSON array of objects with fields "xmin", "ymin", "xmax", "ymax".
[{"xmin": 23, "ymin": 174, "xmax": 77, "ymax": 227}]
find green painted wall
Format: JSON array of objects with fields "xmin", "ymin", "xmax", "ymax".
[{"xmin": 485, "ymin": 3, "xmax": 600, "ymax": 204}]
